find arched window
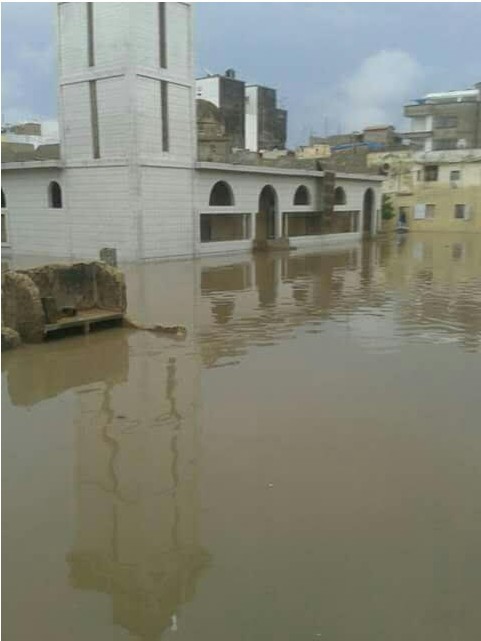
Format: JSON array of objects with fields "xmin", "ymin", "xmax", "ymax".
[
  {"xmin": 209, "ymin": 181, "xmax": 234, "ymax": 206},
  {"xmin": 1, "ymin": 189, "xmax": 6, "ymax": 208},
  {"xmin": 48, "ymin": 181, "xmax": 63, "ymax": 208},
  {"xmin": 293, "ymin": 185, "xmax": 310, "ymax": 205},
  {"xmin": 334, "ymin": 186, "xmax": 346, "ymax": 205}
]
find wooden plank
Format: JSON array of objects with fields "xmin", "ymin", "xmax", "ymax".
[{"xmin": 44, "ymin": 311, "xmax": 123, "ymax": 334}]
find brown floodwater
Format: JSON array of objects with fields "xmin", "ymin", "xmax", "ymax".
[{"xmin": 2, "ymin": 233, "xmax": 481, "ymax": 641}]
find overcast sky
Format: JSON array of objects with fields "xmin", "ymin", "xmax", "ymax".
[{"xmin": 2, "ymin": 2, "xmax": 481, "ymax": 146}]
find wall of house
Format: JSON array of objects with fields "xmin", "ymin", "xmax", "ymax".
[
  {"xmin": 245, "ymin": 86, "xmax": 258, "ymax": 152},
  {"xmin": 384, "ymin": 155, "xmax": 481, "ymax": 232},
  {"xmin": 1, "ymin": 168, "xmax": 69, "ymax": 256},
  {"xmin": 140, "ymin": 167, "xmax": 195, "ymax": 259}
]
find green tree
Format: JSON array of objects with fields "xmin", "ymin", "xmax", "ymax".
[{"xmin": 381, "ymin": 194, "xmax": 395, "ymax": 220}]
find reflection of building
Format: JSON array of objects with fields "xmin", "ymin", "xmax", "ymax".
[
  {"xmin": 3, "ymin": 327, "xmax": 208, "ymax": 640},
  {"xmin": 196, "ymin": 235, "xmax": 481, "ymax": 365},
  {"xmin": 404, "ymin": 82, "xmax": 481, "ymax": 152}
]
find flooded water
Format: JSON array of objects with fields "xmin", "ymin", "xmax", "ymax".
[{"xmin": 3, "ymin": 233, "xmax": 481, "ymax": 641}]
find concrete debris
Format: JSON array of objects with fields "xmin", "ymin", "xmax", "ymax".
[{"xmin": 124, "ymin": 317, "xmax": 187, "ymax": 336}]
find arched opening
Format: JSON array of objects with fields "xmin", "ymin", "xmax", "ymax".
[
  {"xmin": 293, "ymin": 185, "xmax": 310, "ymax": 206},
  {"xmin": 209, "ymin": 181, "xmax": 234, "ymax": 206},
  {"xmin": 362, "ymin": 188, "xmax": 375, "ymax": 235},
  {"xmin": 49, "ymin": 181, "xmax": 63, "ymax": 209},
  {"xmin": 257, "ymin": 185, "xmax": 278, "ymax": 241},
  {"xmin": 334, "ymin": 186, "xmax": 346, "ymax": 205},
  {"xmin": 1, "ymin": 189, "xmax": 6, "ymax": 208}
]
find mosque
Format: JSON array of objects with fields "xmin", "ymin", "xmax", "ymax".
[{"xmin": 1, "ymin": 3, "xmax": 382, "ymax": 261}]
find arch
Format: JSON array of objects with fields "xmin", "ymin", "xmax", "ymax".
[
  {"xmin": 48, "ymin": 181, "xmax": 63, "ymax": 208},
  {"xmin": 209, "ymin": 180, "xmax": 234, "ymax": 206},
  {"xmin": 1, "ymin": 189, "xmax": 6, "ymax": 208},
  {"xmin": 293, "ymin": 185, "xmax": 310, "ymax": 206},
  {"xmin": 257, "ymin": 185, "xmax": 278, "ymax": 241},
  {"xmin": 334, "ymin": 186, "xmax": 346, "ymax": 205},
  {"xmin": 362, "ymin": 188, "xmax": 375, "ymax": 234}
]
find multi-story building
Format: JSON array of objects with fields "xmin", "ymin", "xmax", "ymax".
[
  {"xmin": 245, "ymin": 85, "xmax": 287, "ymax": 152},
  {"xmin": 1, "ymin": 121, "xmax": 59, "ymax": 148},
  {"xmin": 404, "ymin": 82, "xmax": 481, "ymax": 152},
  {"xmin": 368, "ymin": 148, "xmax": 481, "ymax": 232},
  {"xmin": 196, "ymin": 70, "xmax": 246, "ymax": 149}
]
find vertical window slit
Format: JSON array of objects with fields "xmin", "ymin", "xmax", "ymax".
[
  {"xmin": 90, "ymin": 80, "xmax": 100, "ymax": 159},
  {"xmin": 158, "ymin": 3, "xmax": 167, "ymax": 68},
  {"xmin": 87, "ymin": 2, "xmax": 95, "ymax": 67},
  {"xmin": 161, "ymin": 80, "xmax": 169, "ymax": 152}
]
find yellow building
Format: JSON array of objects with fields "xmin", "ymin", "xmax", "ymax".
[
  {"xmin": 295, "ymin": 143, "xmax": 331, "ymax": 160},
  {"xmin": 369, "ymin": 149, "xmax": 481, "ymax": 233}
]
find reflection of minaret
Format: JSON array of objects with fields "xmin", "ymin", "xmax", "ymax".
[
  {"xmin": 255, "ymin": 254, "xmax": 279, "ymax": 308},
  {"xmin": 67, "ymin": 344, "xmax": 208, "ymax": 640},
  {"xmin": 211, "ymin": 297, "xmax": 235, "ymax": 324}
]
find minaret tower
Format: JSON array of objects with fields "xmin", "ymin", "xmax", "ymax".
[{"xmin": 58, "ymin": 2, "xmax": 196, "ymax": 260}]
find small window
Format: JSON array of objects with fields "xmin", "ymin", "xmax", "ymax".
[
  {"xmin": 48, "ymin": 181, "xmax": 63, "ymax": 208},
  {"xmin": 425, "ymin": 204, "xmax": 435, "ymax": 219},
  {"xmin": 293, "ymin": 185, "xmax": 310, "ymax": 206},
  {"xmin": 424, "ymin": 165, "xmax": 438, "ymax": 181},
  {"xmin": 209, "ymin": 181, "xmax": 234, "ymax": 206},
  {"xmin": 398, "ymin": 206, "xmax": 409, "ymax": 223},
  {"xmin": 450, "ymin": 170, "xmax": 461, "ymax": 181},
  {"xmin": 454, "ymin": 204, "xmax": 466, "ymax": 220},
  {"xmin": 1, "ymin": 189, "xmax": 6, "ymax": 208},
  {"xmin": 334, "ymin": 186, "xmax": 346, "ymax": 205}
]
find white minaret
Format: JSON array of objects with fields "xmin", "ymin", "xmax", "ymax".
[{"xmin": 58, "ymin": 2, "xmax": 197, "ymax": 260}]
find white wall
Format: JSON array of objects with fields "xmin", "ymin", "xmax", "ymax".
[
  {"xmin": 60, "ymin": 83, "xmax": 92, "ymax": 161},
  {"xmin": 1, "ymin": 169, "xmax": 69, "ymax": 256},
  {"xmin": 196, "ymin": 77, "xmax": 220, "ymax": 106},
  {"xmin": 93, "ymin": 4, "xmax": 129, "ymax": 67},
  {"xmin": 58, "ymin": 3, "xmax": 88, "ymax": 76},
  {"xmin": 66, "ymin": 166, "xmax": 137, "ymax": 261},
  {"xmin": 245, "ymin": 86, "xmax": 258, "ymax": 152},
  {"xmin": 140, "ymin": 167, "xmax": 195, "ymax": 259},
  {"xmin": 97, "ymin": 76, "xmax": 129, "ymax": 159}
]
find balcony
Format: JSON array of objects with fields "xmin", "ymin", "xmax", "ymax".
[{"xmin": 404, "ymin": 103, "xmax": 431, "ymax": 118}]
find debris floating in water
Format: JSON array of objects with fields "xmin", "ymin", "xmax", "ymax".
[{"xmin": 124, "ymin": 317, "xmax": 187, "ymax": 336}]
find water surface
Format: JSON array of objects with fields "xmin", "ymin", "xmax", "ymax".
[{"xmin": 3, "ymin": 233, "xmax": 481, "ymax": 640}]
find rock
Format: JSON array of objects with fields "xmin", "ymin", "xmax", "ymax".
[
  {"xmin": 1, "ymin": 271, "xmax": 45, "ymax": 342},
  {"xmin": 41, "ymin": 296, "xmax": 61, "ymax": 323},
  {"xmin": 93, "ymin": 262, "xmax": 127, "ymax": 312},
  {"xmin": 1, "ymin": 326, "xmax": 21, "ymax": 351},
  {"xmin": 2, "ymin": 262, "xmax": 127, "ymax": 344}
]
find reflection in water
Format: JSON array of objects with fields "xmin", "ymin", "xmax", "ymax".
[
  {"xmin": 197, "ymin": 234, "xmax": 481, "ymax": 367},
  {"xmin": 3, "ymin": 233, "xmax": 481, "ymax": 640},
  {"xmin": 3, "ymin": 330, "xmax": 209, "ymax": 641}
]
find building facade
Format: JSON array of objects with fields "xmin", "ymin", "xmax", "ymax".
[
  {"xmin": 196, "ymin": 71, "xmax": 246, "ymax": 149},
  {"xmin": 1, "ymin": 2, "xmax": 381, "ymax": 261},
  {"xmin": 245, "ymin": 85, "xmax": 287, "ymax": 152},
  {"xmin": 404, "ymin": 83, "xmax": 481, "ymax": 152},
  {"xmin": 369, "ymin": 149, "xmax": 481, "ymax": 233}
]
